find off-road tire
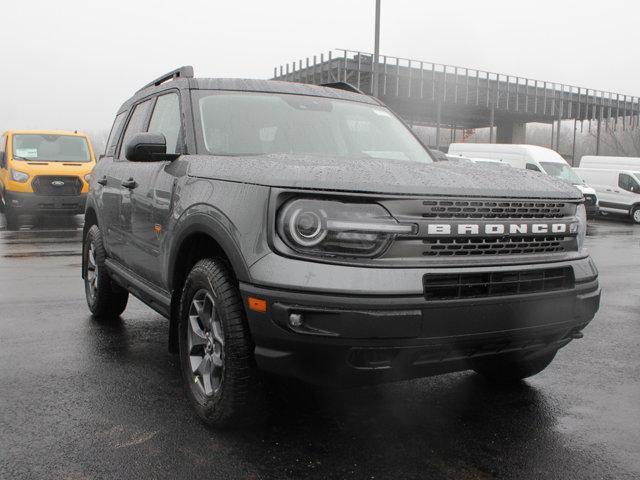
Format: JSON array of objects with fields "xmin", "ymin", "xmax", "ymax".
[
  {"xmin": 473, "ymin": 350, "xmax": 557, "ymax": 382},
  {"xmin": 178, "ymin": 258, "xmax": 265, "ymax": 428},
  {"xmin": 83, "ymin": 225, "xmax": 129, "ymax": 318}
]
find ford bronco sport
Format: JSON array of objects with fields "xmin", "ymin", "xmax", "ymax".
[{"xmin": 82, "ymin": 66, "xmax": 600, "ymax": 427}]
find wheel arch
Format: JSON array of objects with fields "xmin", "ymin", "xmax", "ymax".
[
  {"xmin": 631, "ymin": 202, "xmax": 640, "ymax": 222},
  {"xmin": 166, "ymin": 213, "xmax": 251, "ymax": 352}
]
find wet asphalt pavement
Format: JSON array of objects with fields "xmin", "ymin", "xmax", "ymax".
[{"xmin": 0, "ymin": 213, "xmax": 638, "ymax": 480}]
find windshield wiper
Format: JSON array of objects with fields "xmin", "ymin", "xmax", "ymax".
[{"xmin": 12, "ymin": 155, "xmax": 38, "ymax": 161}]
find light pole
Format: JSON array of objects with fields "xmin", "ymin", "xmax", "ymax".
[{"xmin": 372, "ymin": 0, "xmax": 381, "ymax": 98}]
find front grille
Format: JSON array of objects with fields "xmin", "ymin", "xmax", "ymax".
[
  {"xmin": 421, "ymin": 199, "xmax": 571, "ymax": 219},
  {"xmin": 32, "ymin": 176, "xmax": 82, "ymax": 196},
  {"xmin": 379, "ymin": 197, "xmax": 580, "ymax": 262},
  {"xmin": 423, "ymin": 267, "xmax": 574, "ymax": 300},
  {"xmin": 423, "ymin": 235, "xmax": 570, "ymax": 256}
]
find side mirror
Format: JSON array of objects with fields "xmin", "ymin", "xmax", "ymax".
[{"xmin": 125, "ymin": 133, "xmax": 179, "ymax": 162}]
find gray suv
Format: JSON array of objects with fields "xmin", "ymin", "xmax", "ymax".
[{"xmin": 83, "ymin": 66, "xmax": 600, "ymax": 427}]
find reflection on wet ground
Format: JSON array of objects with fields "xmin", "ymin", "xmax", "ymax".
[
  {"xmin": 0, "ymin": 214, "xmax": 83, "ymax": 257},
  {"xmin": 0, "ymin": 213, "xmax": 638, "ymax": 479}
]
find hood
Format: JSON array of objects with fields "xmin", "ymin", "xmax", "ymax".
[
  {"xmin": 574, "ymin": 184, "xmax": 596, "ymax": 195},
  {"xmin": 186, "ymin": 153, "xmax": 582, "ymax": 199}
]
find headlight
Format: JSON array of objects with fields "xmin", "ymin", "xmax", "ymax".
[
  {"xmin": 575, "ymin": 203, "xmax": 587, "ymax": 250},
  {"xmin": 277, "ymin": 198, "xmax": 416, "ymax": 258},
  {"xmin": 10, "ymin": 169, "xmax": 29, "ymax": 183},
  {"xmin": 84, "ymin": 173, "xmax": 92, "ymax": 182}
]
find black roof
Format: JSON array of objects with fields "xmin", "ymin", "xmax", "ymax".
[
  {"xmin": 119, "ymin": 67, "xmax": 378, "ymax": 113},
  {"xmin": 192, "ymin": 78, "xmax": 377, "ymax": 104}
]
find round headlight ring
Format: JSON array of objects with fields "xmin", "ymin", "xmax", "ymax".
[{"xmin": 288, "ymin": 208, "xmax": 327, "ymax": 247}]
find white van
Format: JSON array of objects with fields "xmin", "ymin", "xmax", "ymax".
[
  {"xmin": 448, "ymin": 143, "xmax": 599, "ymax": 215},
  {"xmin": 575, "ymin": 168, "xmax": 640, "ymax": 224},
  {"xmin": 580, "ymin": 156, "xmax": 640, "ymax": 171},
  {"xmin": 469, "ymin": 158, "xmax": 511, "ymax": 167}
]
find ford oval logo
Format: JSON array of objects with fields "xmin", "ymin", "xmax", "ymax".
[{"xmin": 51, "ymin": 180, "xmax": 65, "ymax": 187}]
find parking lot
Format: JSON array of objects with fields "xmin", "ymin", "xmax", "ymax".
[{"xmin": 0, "ymin": 213, "xmax": 638, "ymax": 480}]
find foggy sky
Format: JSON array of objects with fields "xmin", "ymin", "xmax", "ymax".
[{"xmin": 2, "ymin": 0, "xmax": 639, "ymax": 134}]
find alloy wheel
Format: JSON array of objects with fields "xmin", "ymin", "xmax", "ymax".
[
  {"xmin": 86, "ymin": 242, "xmax": 99, "ymax": 302},
  {"xmin": 187, "ymin": 289, "xmax": 225, "ymax": 397}
]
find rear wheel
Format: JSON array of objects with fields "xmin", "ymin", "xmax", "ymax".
[
  {"xmin": 178, "ymin": 258, "xmax": 265, "ymax": 428},
  {"xmin": 83, "ymin": 225, "xmax": 129, "ymax": 318},
  {"xmin": 473, "ymin": 350, "xmax": 557, "ymax": 382},
  {"xmin": 631, "ymin": 206, "xmax": 640, "ymax": 224}
]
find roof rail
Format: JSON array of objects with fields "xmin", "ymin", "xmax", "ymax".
[
  {"xmin": 136, "ymin": 66, "xmax": 194, "ymax": 93},
  {"xmin": 320, "ymin": 82, "xmax": 364, "ymax": 95}
]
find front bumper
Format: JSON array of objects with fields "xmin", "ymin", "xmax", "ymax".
[
  {"xmin": 241, "ymin": 257, "xmax": 600, "ymax": 386},
  {"xmin": 585, "ymin": 203, "xmax": 599, "ymax": 216},
  {"xmin": 4, "ymin": 190, "xmax": 86, "ymax": 214}
]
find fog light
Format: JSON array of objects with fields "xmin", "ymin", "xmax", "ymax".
[{"xmin": 289, "ymin": 313, "xmax": 304, "ymax": 327}]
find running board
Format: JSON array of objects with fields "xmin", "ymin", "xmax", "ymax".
[{"xmin": 105, "ymin": 259, "xmax": 171, "ymax": 318}]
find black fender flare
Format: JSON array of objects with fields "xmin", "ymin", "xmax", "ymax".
[{"xmin": 165, "ymin": 208, "xmax": 251, "ymax": 292}]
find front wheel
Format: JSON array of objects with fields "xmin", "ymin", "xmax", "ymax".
[
  {"xmin": 473, "ymin": 350, "xmax": 557, "ymax": 382},
  {"xmin": 631, "ymin": 206, "xmax": 640, "ymax": 224},
  {"xmin": 178, "ymin": 258, "xmax": 265, "ymax": 428},
  {"xmin": 83, "ymin": 225, "xmax": 129, "ymax": 318}
]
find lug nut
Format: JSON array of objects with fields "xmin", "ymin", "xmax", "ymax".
[{"xmin": 289, "ymin": 313, "xmax": 304, "ymax": 327}]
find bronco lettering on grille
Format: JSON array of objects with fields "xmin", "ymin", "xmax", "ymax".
[{"xmin": 426, "ymin": 222, "xmax": 571, "ymax": 235}]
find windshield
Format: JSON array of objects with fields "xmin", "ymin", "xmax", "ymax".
[
  {"xmin": 539, "ymin": 161, "xmax": 583, "ymax": 184},
  {"xmin": 195, "ymin": 91, "xmax": 432, "ymax": 163},
  {"xmin": 12, "ymin": 134, "xmax": 91, "ymax": 162}
]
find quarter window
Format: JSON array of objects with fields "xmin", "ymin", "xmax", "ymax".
[
  {"xmin": 118, "ymin": 99, "xmax": 153, "ymax": 159},
  {"xmin": 148, "ymin": 93, "xmax": 181, "ymax": 154},
  {"xmin": 526, "ymin": 163, "xmax": 541, "ymax": 172}
]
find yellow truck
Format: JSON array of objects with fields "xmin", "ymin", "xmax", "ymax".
[{"xmin": 0, "ymin": 130, "xmax": 96, "ymax": 229}]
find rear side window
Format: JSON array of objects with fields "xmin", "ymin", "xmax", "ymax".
[
  {"xmin": 105, "ymin": 112, "xmax": 127, "ymax": 157},
  {"xmin": 148, "ymin": 93, "xmax": 181, "ymax": 154},
  {"xmin": 526, "ymin": 163, "xmax": 541, "ymax": 172},
  {"xmin": 619, "ymin": 173, "xmax": 640, "ymax": 193},
  {"xmin": 118, "ymin": 99, "xmax": 153, "ymax": 159}
]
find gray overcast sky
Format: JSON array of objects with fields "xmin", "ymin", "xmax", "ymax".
[{"xmin": 1, "ymin": 0, "xmax": 639, "ymax": 134}]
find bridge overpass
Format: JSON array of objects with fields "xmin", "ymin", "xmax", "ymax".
[{"xmin": 272, "ymin": 49, "xmax": 640, "ymax": 157}]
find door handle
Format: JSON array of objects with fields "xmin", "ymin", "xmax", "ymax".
[
  {"xmin": 605, "ymin": 189, "xmax": 612, "ymax": 192},
  {"xmin": 97, "ymin": 176, "xmax": 107, "ymax": 186},
  {"xmin": 121, "ymin": 177, "xmax": 137, "ymax": 189}
]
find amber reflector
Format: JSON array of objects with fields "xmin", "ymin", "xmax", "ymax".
[{"xmin": 248, "ymin": 297, "xmax": 267, "ymax": 313}]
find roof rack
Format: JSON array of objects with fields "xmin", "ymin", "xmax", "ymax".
[
  {"xmin": 320, "ymin": 82, "xmax": 364, "ymax": 95},
  {"xmin": 136, "ymin": 66, "xmax": 194, "ymax": 93}
]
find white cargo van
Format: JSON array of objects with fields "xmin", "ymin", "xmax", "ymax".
[
  {"xmin": 448, "ymin": 143, "xmax": 599, "ymax": 215},
  {"xmin": 580, "ymin": 156, "xmax": 640, "ymax": 171},
  {"xmin": 575, "ymin": 168, "xmax": 640, "ymax": 223}
]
